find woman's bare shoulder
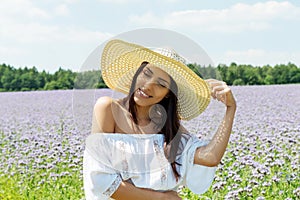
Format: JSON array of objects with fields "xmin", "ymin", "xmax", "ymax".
[
  {"xmin": 92, "ymin": 96, "xmax": 119, "ymax": 133},
  {"xmin": 95, "ymin": 96, "xmax": 113, "ymax": 106},
  {"xmin": 94, "ymin": 96, "xmax": 122, "ymax": 111}
]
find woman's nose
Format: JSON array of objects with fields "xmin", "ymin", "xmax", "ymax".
[{"xmin": 143, "ymin": 79, "xmax": 156, "ymax": 89}]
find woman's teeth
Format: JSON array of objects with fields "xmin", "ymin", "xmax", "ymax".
[{"xmin": 138, "ymin": 89, "xmax": 151, "ymax": 98}]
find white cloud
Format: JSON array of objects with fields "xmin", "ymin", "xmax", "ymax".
[
  {"xmin": 218, "ymin": 49, "xmax": 300, "ymax": 66},
  {"xmin": 0, "ymin": 46, "xmax": 26, "ymax": 57},
  {"xmin": 63, "ymin": 0, "xmax": 79, "ymax": 3},
  {"xmin": 129, "ymin": 1, "xmax": 300, "ymax": 33},
  {"xmin": 0, "ymin": 0, "xmax": 111, "ymax": 44},
  {"xmin": 61, "ymin": 28, "xmax": 112, "ymax": 43},
  {"xmin": 2, "ymin": 20, "xmax": 111, "ymax": 44},
  {"xmin": 0, "ymin": 0, "xmax": 113, "ymax": 71},
  {"xmin": 96, "ymin": 0, "xmax": 141, "ymax": 4},
  {"xmin": 1, "ymin": 0, "xmax": 299, "ymax": 71},
  {"xmin": 96, "ymin": 0, "xmax": 180, "ymax": 3},
  {"xmin": 226, "ymin": 49, "xmax": 266, "ymax": 58},
  {"xmin": 0, "ymin": 0, "xmax": 50, "ymax": 19},
  {"xmin": 54, "ymin": 4, "xmax": 70, "ymax": 16}
]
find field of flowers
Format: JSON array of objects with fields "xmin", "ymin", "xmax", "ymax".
[{"xmin": 0, "ymin": 84, "xmax": 299, "ymax": 200}]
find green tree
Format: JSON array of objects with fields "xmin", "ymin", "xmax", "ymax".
[
  {"xmin": 1, "ymin": 68, "xmax": 14, "ymax": 91},
  {"xmin": 74, "ymin": 70, "xmax": 106, "ymax": 89},
  {"xmin": 187, "ymin": 63, "xmax": 203, "ymax": 78},
  {"xmin": 217, "ymin": 64, "xmax": 228, "ymax": 83},
  {"xmin": 44, "ymin": 81, "xmax": 61, "ymax": 90},
  {"xmin": 51, "ymin": 67, "xmax": 76, "ymax": 89}
]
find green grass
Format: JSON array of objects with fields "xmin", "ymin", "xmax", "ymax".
[
  {"xmin": 0, "ymin": 165, "xmax": 83, "ymax": 200},
  {"xmin": 1, "ymin": 131, "xmax": 299, "ymax": 200}
]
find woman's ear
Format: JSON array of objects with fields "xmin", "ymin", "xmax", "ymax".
[{"xmin": 165, "ymin": 93, "xmax": 170, "ymax": 98}]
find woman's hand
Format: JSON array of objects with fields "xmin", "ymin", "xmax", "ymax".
[
  {"xmin": 112, "ymin": 181, "xmax": 182, "ymax": 200},
  {"xmin": 205, "ymin": 79, "xmax": 236, "ymax": 108},
  {"xmin": 161, "ymin": 190, "xmax": 182, "ymax": 200},
  {"xmin": 141, "ymin": 188, "xmax": 181, "ymax": 200}
]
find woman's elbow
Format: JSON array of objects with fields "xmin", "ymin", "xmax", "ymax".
[
  {"xmin": 206, "ymin": 156, "xmax": 220, "ymax": 167},
  {"xmin": 195, "ymin": 151, "xmax": 220, "ymax": 167}
]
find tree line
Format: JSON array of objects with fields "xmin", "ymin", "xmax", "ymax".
[{"xmin": 0, "ymin": 62, "xmax": 299, "ymax": 92}]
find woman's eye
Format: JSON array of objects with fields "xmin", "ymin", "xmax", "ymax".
[
  {"xmin": 143, "ymin": 70, "xmax": 151, "ymax": 77},
  {"xmin": 158, "ymin": 83, "xmax": 166, "ymax": 88}
]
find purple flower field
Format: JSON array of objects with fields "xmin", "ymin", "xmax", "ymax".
[{"xmin": 0, "ymin": 84, "xmax": 299, "ymax": 199}]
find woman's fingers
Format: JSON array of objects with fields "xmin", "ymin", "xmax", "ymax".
[
  {"xmin": 206, "ymin": 79, "xmax": 225, "ymax": 88},
  {"xmin": 205, "ymin": 79, "xmax": 236, "ymax": 107},
  {"xmin": 206, "ymin": 80, "xmax": 227, "ymax": 99},
  {"xmin": 214, "ymin": 88, "xmax": 227, "ymax": 103}
]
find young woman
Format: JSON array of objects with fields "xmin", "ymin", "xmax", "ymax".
[{"xmin": 83, "ymin": 39, "xmax": 236, "ymax": 200}]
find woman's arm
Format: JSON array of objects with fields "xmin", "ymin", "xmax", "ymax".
[
  {"xmin": 194, "ymin": 79, "xmax": 236, "ymax": 167},
  {"xmin": 111, "ymin": 182, "xmax": 181, "ymax": 200}
]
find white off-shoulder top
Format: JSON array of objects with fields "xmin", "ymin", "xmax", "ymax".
[{"xmin": 83, "ymin": 133, "xmax": 216, "ymax": 200}]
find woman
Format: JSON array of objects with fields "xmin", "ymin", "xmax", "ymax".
[{"xmin": 83, "ymin": 39, "xmax": 236, "ymax": 200}]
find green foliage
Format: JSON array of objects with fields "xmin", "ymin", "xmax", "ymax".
[
  {"xmin": 74, "ymin": 70, "xmax": 103, "ymax": 89},
  {"xmin": 232, "ymin": 78, "xmax": 245, "ymax": 86},
  {"xmin": 187, "ymin": 63, "xmax": 222, "ymax": 80},
  {"xmin": 0, "ymin": 62, "xmax": 299, "ymax": 92},
  {"xmin": 0, "ymin": 64, "xmax": 107, "ymax": 92},
  {"xmin": 212, "ymin": 62, "xmax": 300, "ymax": 85}
]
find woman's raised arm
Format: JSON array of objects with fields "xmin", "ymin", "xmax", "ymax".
[{"xmin": 194, "ymin": 79, "xmax": 236, "ymax": 167}]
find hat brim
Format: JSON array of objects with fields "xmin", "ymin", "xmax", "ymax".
[{"xmin": 101, "ymin": 39, "xmax": 211, "ymax": 120}]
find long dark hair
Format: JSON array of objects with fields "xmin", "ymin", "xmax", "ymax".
[{"xmin": 127, "ymin": 61, "xmax": 182, "ymax": 181}]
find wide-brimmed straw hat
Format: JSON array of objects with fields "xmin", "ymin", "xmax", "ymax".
[{"xmin": 101, "ymin": 39, "xmax": 211, "ymax": 120}]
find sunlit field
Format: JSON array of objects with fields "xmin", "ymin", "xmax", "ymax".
[{"xmin": 0, "ymin": 85, "xmax": 299, "ymax": 200}]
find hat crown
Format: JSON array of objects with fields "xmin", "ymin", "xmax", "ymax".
[{"xmin": 153, "ymin": 48, "xmax": 186, "ymax": 64}]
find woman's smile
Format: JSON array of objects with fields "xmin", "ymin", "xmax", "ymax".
[{"xmin": 136, "ymin": 88, "xmax": 153, "ymax": 98}]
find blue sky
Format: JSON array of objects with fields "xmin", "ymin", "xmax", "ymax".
[{"xmin": 1, "ymin": 0, "xmax": 300, "ymax": 72}]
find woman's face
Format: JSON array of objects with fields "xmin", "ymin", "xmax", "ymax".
[{"xmin": 134, "ymin": 64, "xmax": 170, "ymax": 108}]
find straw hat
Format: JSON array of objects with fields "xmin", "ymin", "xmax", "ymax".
[{"xmin": 101, "ymin": 39, "xmax": 211, "ymax": 120}]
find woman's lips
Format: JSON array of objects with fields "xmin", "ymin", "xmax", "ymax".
[{"xmin": 137, "ymin": 88, "xmax": 152, "ymax": 98}]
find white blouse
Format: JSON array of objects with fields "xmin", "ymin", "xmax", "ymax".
[{"xmin": 83, "ymin": 133, "xmax": 216, "ymax": 200}]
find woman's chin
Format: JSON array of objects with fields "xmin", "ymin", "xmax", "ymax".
[{"xmin": 134, "ymin": 97, "xmax": 154, "ymax": 108}]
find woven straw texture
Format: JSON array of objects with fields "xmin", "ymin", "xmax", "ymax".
[{"xmin": 101, "ymin": 39, "xmax": 211, "ymax": 120}]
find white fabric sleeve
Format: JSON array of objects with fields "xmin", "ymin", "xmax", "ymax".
[
  {"xmin": 183, "ymin": 135, "xmax": 217, "ymax": 194},
  {"xmin": 83, "ymin": 149, "xmax": 122, "ymax": 200}
]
